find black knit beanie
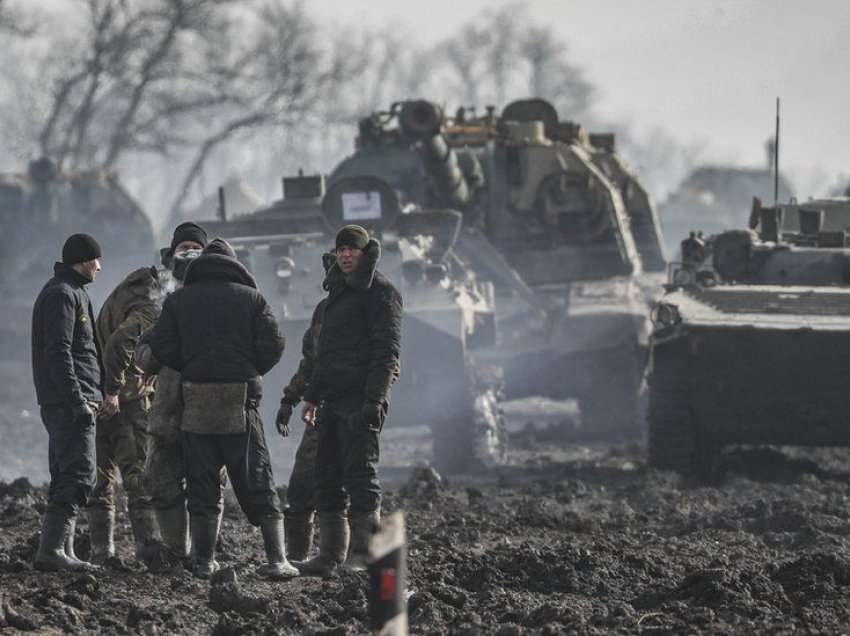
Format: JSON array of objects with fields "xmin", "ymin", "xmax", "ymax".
[
  {"xmin": 202, "ymin": 238, "xmax": 236, "ymax": 258},
  {"xmin": 335, "ymin": 225, "xmax": 370, "ymax": 250},
  {"xmin": 170, "ymin": 222, "xmax": 208, "ymax": 253},
  {"xmin": 62, "ymin": 233, "xmax": 102, "ymax": 265}
]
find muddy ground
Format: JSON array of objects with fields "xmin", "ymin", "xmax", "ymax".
[{"xmin": 4, "ymin": 417, "xmax": 850, "ymax": 635}]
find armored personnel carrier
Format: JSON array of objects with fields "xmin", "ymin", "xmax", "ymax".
[
  {"xmin": 199, "ymin": 174, "xmax": 505, "ymax": 473},
  {"xmin": 0, "ymin": 158, "xmax": 155, "ymax": 408},
  {"xmin": 334, "ymin": 99, "xmax": 666, "ymax": 437},
  {"xmin": 649, "ymin": 197, "xmax": 850, "ymax": 477}
]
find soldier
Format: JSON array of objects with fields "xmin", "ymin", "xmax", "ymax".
[
  {"xmin": 87, "ymin": 266, "xmax": 161, "ymax": 564},
  {"xmin": 31, "ymin": 233, "xmax": 103, "ymax": 571},
  {"xmin": 296, "ymin": 225, "xmax": 402, "ymax": 577},
  {"xmin": 274, "ymin": 255, "xmax": 335, "ymax": 560},
  {"xmin": 137, "ymin": 222, "xmax": 207, "ymax": 558},
  {"xmin": 150, "ymin": 238, "xmax": 297, "ymax": 580}
]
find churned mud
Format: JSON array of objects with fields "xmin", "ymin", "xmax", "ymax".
[{"xmin": 4, "ymin": 429, "xmax": 850, "ymax": 634}]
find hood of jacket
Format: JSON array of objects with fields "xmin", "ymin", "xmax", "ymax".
[
  {"xmin": 322, "ymin": 238, "xmax": 381, "ymax": 292},
  {"xmin": 183, "ymin": 253, "xmax": 257, "ymax": 289}
]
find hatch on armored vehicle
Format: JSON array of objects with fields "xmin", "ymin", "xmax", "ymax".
[
  {"xmin": 649, "ymin": 198, "xmax": 850, "ymax": 478},
  {"xmin": 199, "ymin": 174, "xmax": 506, "ymax": 473},
  {"xmin": 331, "ymin": 99, "xmax": 666, "ymax": 438}
]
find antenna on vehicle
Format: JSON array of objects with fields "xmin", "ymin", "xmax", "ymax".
[{"xmin": 774, "ymin": 97, "xmax": 780, "ymax": 207}]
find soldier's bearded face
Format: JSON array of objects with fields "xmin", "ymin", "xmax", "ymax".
[
  {"xmin": 75, "ymin": 258, "xmax": 102, "ymax": 282},
  {"xmin": 336, "ymin": 245, "xmax": 363, "ymax": 274}
]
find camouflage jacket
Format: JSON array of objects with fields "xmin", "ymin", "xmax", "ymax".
[{"xmin": 95, "ymin": 267, "xmax": 160, "ymax": 403}]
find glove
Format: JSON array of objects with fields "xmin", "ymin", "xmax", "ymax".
[
  {"xmin": 71, "ymin": 403, "xmax": 95, "ymax": 426},
  {"xmin": 275, "ymin": 402, "xmax": 294, "ymax": 437},
  {"xmin": 361, "ymin": 400, "xmax": 384, "ymax": 431}
]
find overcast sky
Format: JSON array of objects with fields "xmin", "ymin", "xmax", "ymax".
[
  {"xmin": 308, "ymin": 0, "xmax": 850, "ymax": 195},
  {"xmin": 34, "ymin": 0, "xmax": 850, "ymax": 196}
]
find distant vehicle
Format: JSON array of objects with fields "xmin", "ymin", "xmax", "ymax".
[
  {"xmin": 199, "ymin": 174, "xmax": 506, "ymax": 473},
  {"xmin": 648, "ymin": 197, "xmax": 850, "ymax": 478},
  {"xmin": 0, "ymin": 158, "xmax": 155, "ymax": 407},
  {"xmin": 331, "ymin": 99, "xmax": 666, "ymax": 438}
]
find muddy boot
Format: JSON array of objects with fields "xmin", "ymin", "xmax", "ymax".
[
  {"xmin": 190, "ymin": 515, "xmax": 220, "ymax": 579},
  {"xmin": 284, "ymin": 510, "xmax": 314, "ymax": 561},
  {"xmin": 346, "ymin": 510, "xmax": 380, "ymax": 572},
  {"xmin": 64, "ymin": 512, "xmax": 100, "ymax": 571},
  {"xmin": 36, "ymin": 510, "xmax": 98, "ymax": 571},
  {"xmin": 156, "ymin": 501, "xmax": 190, "ymax": 558},
  {"xmin": 256, "ymin": 517, "xmax": 299, "ymax": 580},
  {"xmin": 129, "ymin": 506, "xmax": 161, "ymax": 561},
  {"xmin": 87, "ymin": 507, "xmax": 115, "ymax": 564},
  {"xmin": 294, "ymin": 512, "xmax": 349, "ymax": 578}
]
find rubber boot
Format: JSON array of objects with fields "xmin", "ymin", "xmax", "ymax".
[
  {"xmin": 64, "ymin": 513, "xmax": 100, "ymax": 571},
  {"xmin": 284, "ymin": 510, "xmax": 314, "ymax": 561},
  {"xmin": 293, "ymin": 512, "xmax": 349, "ymax": 577},
  {"xmin": 346, "ymin": 510, "xmax": 380, "ymax": 572},
  {"xmin": 190, "ymin": 515, "xmax": 220, "ymax": 579},
  {"xmin": 156, "ymin": 501, "xmax": 190, "ymax": 558},
  {"xmin": 35, "ymin": 510, "xmax": 99, "ymax": 571},
  {"xmin": 129, "ymin": 506, "xmax": 161, "ymax": 561},
  {"xmin": 257, "ymin": 517, "xmax": 299, "ymax": 579},
  {"xmin": 88, "ymin": 507, "xmax": 115, "ymax": 564}
]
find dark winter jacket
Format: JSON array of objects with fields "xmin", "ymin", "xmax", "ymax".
[
  {"xmin": 95, "ymin": 266, "xmax": 160, "ymax": 403},
  {"xmin": 149, "ymin": 251, "xmax": 284, "ymax": 402},
  {"xmin": 31, "ymin": 262, "xmax": 103, "ymax": 407},
  {"xmin": 302, "ymin": 239, "xmax": 402, "ymax": 405}
]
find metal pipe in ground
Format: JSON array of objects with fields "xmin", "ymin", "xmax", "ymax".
[{"xmin": 368, "ymin": 511, "xmax": 407, "ymax": 635}]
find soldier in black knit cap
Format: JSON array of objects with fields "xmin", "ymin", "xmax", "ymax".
[{"xmin": 31, "ymin": 233, "xmax": 104, "ymax": 571}]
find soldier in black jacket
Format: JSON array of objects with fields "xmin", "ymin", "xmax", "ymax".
[
  {"xmin": 31, "ymin": 233, "xmax": 104, "ymax": 571},
  {"xmin": 150, "ymin": 239, "xmax": 297, "ymax": 579},
  {"xmin": 296, "ymin": 225, "xmax": 402, "ymax": 577}
]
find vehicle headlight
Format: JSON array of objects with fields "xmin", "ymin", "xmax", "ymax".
[
  {"xmin": 275, "ymin": 257, "xmax": 295, "ymax": 279},
  {"xmin": 651, "ymin": 303, "xmax": 681, "ymax": 328}
]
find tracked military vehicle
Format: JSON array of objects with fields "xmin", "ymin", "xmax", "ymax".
[
  {"xmin": 199, "ymin": 174, "xmax": 505, "ymax": 473},
  {"xmin": 0, "ymin": 158, "xmax": 155, "ymax": 408},
  {"xmin": 334, "ymin": 99, "xmax": 666, "ymax": 436},
  {"xmin": 649, "ymin": 197, "xmax": 850, "ymax": 477}
]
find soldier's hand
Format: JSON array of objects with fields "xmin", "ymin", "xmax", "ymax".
[
  {"xmin": 99, "ymin": 393, "xmax": 120, "ymax": 420},
  {"xmin": 302, "ymin": 401, "xmax": 318, "ymax": 427},
  {"xmin": 276, "ymin": 402, "xmax": 294, "ymax": 437}
]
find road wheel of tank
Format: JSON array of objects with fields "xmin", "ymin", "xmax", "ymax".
[
  {"xmin": 430, "ymin": 371, "xmax": 508, "ymax": 474},
  {"xmin": 647, "ymin": 343, "xmax": 696, "ymax": 473}
]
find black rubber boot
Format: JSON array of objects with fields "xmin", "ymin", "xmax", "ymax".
[
  {"xmin": 156, "ymin": 501, "xmax": 190, "ymax": 558},
  {"xmin": 346, "ymin": 510, "xmax": 380, "ymax": 572},
  {"xmin": 257, "ymin": 517, "xmax": 299, "ymax": 580},
  {"xmin": 129, "ymin": 506, "xmax": 161, "ymax": 561},
  {"xmin": 190, "ymin": 515, "xmax": 220, "ymax": 579},
  {"xmin": 88, "ymin": 507, "xmax": 115, "ymax": 564},
  {"xmin": 293, "ymin": 512, "xmax": 349, "ymax": 578},
  {"xmin": 284, "ymin": 510, "xmax": 314, "ymax": 561},
  {"xmin": 35, "ymin": 510, "xmax": 99, "ymax": 571}
]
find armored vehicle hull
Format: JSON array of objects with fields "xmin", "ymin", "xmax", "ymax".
[
  {"xmin": 650, "ymin": 203, "xmax": 850, "ymax": 477},
  {"xmin": 331, "ymin": 99, "xmax": 665, "ymax": 438}
]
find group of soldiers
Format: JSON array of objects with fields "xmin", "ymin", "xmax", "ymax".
[{"xmin": 30, "ymin": 222, "xmax": 403, "ymax": 580}]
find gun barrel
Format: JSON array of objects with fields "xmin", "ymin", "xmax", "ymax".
[{"xmin": 399, "ymin": 100, "xmax": 473, "ymax": 208}]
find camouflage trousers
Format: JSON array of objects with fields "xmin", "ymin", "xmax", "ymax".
[
  {"xmin": 286, "ymin": 422, "xmax": 319, "ymax": 514},
  {"xmin": 90, "ymin": 397, "xmax": 153, "ymax": 512}
]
